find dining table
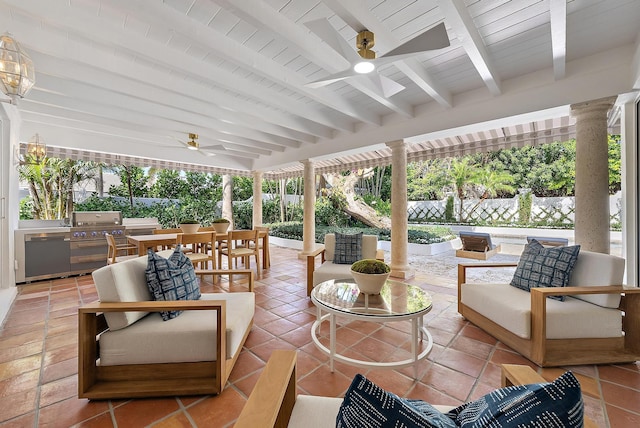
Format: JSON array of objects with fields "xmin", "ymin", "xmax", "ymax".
[{"xmin": 127, "ymin": 230, "xmax": 270, "ymax": 268}]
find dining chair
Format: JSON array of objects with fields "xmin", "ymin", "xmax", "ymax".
[
  {"xmin": 246, "ymin": 226, "xmax": 270, "ymax": 269},
  {"xmin": 218, "ymin": 229, "xmax": 261, "ymax": 279},
  {"xmin": 177, "ymin": 232, "xmax": 216, "ymax": 271},
  {"xmin": 105, "ymin": 233, "xmax": 138, "ymax": 264},
  {"xmin": 153, "ymin": 228, "xmax": 188, "ymax": 251}
]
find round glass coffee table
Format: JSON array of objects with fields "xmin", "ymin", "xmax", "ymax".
[{"xmin": 311, "ymin": 278, "xmax": 433, "ymax": 378}]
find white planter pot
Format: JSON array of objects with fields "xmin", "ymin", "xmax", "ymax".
[
  {"xmin": 179, "ymin": 223, "xmax": 200, "ymax": 234},
  {"xmin": 212, "ymin": 223, "xmax": 230, "ymax": 234},
  {"xmin": 350, "ymin": 270, "xmax": 390, "ymax": 295}
]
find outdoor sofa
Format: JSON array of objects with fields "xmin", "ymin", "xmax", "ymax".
[
  {"xmin": 78, "ymin": 249, "xmax": 255, "ymax": 399},
  {"xmin": 458, "ymin": 248, "xmax": 640, "ymax": 366},
  {"xmin": 234, "ymin": 350, "xmax": 596, "ymax": 428}
]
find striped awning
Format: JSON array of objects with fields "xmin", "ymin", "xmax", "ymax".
[{"xmin": 19, "ymin": 114, "xmax": 619, "ymax": 181}]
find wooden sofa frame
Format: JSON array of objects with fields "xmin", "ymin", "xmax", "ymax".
[
  {"xmin": 78, "ymin": 269, "xmax": 254, "ymax": 400},
  {"xmin": 234, "ymin": 350, "xmax": 597, "ymax": 428},
  {"xmin": 458, "ymin": 262, "xmax": 640, "ymax": 367}
]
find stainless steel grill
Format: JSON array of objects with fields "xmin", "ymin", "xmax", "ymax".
[{"xmin": 70, "ymin": 211, "xmax": 127, "ymax": 274}]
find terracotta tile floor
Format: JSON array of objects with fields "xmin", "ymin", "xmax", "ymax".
[{"xmin": 1, "ymin": 246, "xmax": 639, "ymax": 427}]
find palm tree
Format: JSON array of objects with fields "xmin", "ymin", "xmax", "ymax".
[
  {"xmin": 18, "ymin": 156, "xmax": 98, "ymax": 219},
  {"xmin": 467, "ymin": 166, "xmax": 516, "ymax": 218},
  {"xmin": 449, "ymin": 158, "xmax": 479, "ymax": 222}
]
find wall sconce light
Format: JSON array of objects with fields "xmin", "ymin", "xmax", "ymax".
[
  {"xmin": 0, "ymin": 32, "xmax": 35, "ymax": 105},
  {"xmin": 27, "ymin": 133, "xmax": 46, "ymax": 163}
]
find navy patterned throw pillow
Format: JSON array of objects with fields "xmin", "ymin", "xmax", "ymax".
[
  {"xmin": 510, "ymin": 239, "xmax": 580, "ymax": 301},
  {"xmin": 446, "ymin": 371, "xmax": 584, "ymax": 428},
  {"xmin": 145, "ymin": 246, "xmax": 200, "ymax": 321},
  {"xmin": 336, "ymin": 374, "xmax": 456, "ymax": 428},
  {"xmin": 333, "ymin": 232, "xmax": 363, "ymax": 264}
]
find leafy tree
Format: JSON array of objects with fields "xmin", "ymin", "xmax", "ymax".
[
  {"xmin": 608, "ymin": 135, "xmax": 622, "ymax": 193},
  {"xmin": 357, "ymin": 165, "xmax": 391, "ymax": 199},
  {"xmin": 108, "ymin": 166, "xmax": 149, "ymax": 209},
  {"xmin": 407, "ymin": 159, "xmax": 450, "ymax": 200},
  {"xmin": 233, "ymin": 176, "xmax": 254, "ymax": 201},
  {"xmin": 150, "ymin": 170, "xmax": 187, "ymax": 199}
]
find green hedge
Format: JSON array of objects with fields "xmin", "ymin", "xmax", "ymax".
[{"xmin": 269, "ymin": 222, "xmax": 455, "ymax": 244}]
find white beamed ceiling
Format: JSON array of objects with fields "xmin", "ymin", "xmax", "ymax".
[{"xmin": 2, "ymin": 0, "xmax": 639, "ymax": 177}]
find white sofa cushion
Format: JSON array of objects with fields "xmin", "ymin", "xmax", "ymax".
[
  {"xmin": 92, "ymin": 250, "xmax": 175, "ymax": 330},
  {"xmin": 313, "ymin": 261, "xmax": 354, "ymax": 286},
  {"xmin": 461, "ymin": 283, "xmax": 622, "ymax": 339},
  {"xmin": 567, "ymin": 250, "xmax": 624, "ymax": 308},
  {"xmin": 98, "ymin": 292, "xmax": 255, "ymax": 365}
]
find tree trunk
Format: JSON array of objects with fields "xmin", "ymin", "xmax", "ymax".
[{"xmin": 323, "ymin": 171, "xmax": 391, "ymax": 229}]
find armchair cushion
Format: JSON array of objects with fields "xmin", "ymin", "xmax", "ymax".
[
  {"xmin": 145, "ymin": 246, "xmax": 200, "ymax": 321},
  {"xmin": 98, "ymin": 292, "xmax": 255, "ymax": 366},
  {"xmin": 92, "ymin": 252, "xmax": 159, "ymax": 331},
  {"xmin": 567, "ymin": 250, "xmax": 625, "ymax": 308},
  {"xmin": 460, "ymin": 283, "xmax": 622, "ymax": 339},
  {"xmin": 333, "ymin": 232, "xmax": 363, "ymax": 264},
  {"xmin": 510, "ymin": 240, "xmax": 580, "ymax": 301}
]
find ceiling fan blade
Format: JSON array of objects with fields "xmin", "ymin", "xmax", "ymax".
[
  {"xmin": 380, "ymin": 22, "xmax": 450, "ymax": 58},
  {"xmin": 369, "ymin": 74, "xmax": 405, "ymax": 98},
  {"xmin": 305, "ymin": 18, "xmax": 362, "ymax": 63},
  {"xmin": 199, "ymin": 144, "xmax": 227, "ymax": 152},
  {"xmin": 305, "ymin": 68, "xmax": 357, "ymax": 88}
]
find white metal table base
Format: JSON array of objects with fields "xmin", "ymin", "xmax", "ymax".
[{"xmin": 311, "ymin": 311, "xmax": 433, "ymax": 379}]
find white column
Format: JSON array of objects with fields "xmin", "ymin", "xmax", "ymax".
[
  {"xmin": 621, "ymin": 98, "xmax": 639, "ymax": 286},
  {"xmin": 386, "ymin": 140, "xmax": 413, "ymax": 279},
  {"xmin": 221, "ymin": 174, "xmax": 234, "ymax": 229},
  {"xmin": 252, "ymin": 171, "xmax": 263, "ymax": 227},
  {"xmin": 0, "ymin": 103, "xmax": 20, "ymax": 324},
  {"xmin": 299, "ymin": 159, "xmax": 316, "ymax": 255},
  {"xmin": 570, "ymin": 96, "xmax": 616, "ymax": 253}
]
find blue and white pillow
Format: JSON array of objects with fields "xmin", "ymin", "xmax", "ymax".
[
  {"xmin": 446, "ymin": 371, "xmax": 584, "ymax": 427},
  {"xmin": 510, "ymin": 239, "xmax": 581, "ymax": 301},
  {"xmin": 336, "ymin": 373, "xmax": 456, "ymax": 428},
  {"xmin": 145, "ymin": 246, "xmax": 200, "ymax": 321},
  {"xmin": 333, "ymin": 232, "xmax": 363, "ymax": 264},
  {"xmin": 336, "ymin": 371, "xmax": 584, "ymax": 428}
]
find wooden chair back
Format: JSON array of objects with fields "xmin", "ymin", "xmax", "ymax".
[
  {"xmin": 153, "ymin": 228, "xmax": 182, "ymax": 234},
  {"xmin": 219, "ymin": 229, "xmax": 261, "ymax": 278},
  {"xmin": 177, "ymin": 232, "xmax": 216, "ymax": 269},
  {"xmin": 105, "ymin": 233, "xmax": 138, "ymax": 264}
]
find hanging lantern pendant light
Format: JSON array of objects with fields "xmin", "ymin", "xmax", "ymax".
[{"xmin": 0, "ymin": 32, "xmax": 36, "ymax": 104}]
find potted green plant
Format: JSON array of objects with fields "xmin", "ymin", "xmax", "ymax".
[
  {"xmin": 179, "ymin": 219, "xmax": 200, "ymax": 234},
  {"xmin": 350, "ymin": 259, "xmax": 391, "ymax": 295},
  {"xmin": 211, "ymin": 218, "xmax": 231, "ymax": 233}
]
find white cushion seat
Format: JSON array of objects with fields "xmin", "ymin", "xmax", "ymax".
[
  {"xmin": 461, "ymin": 283, "xmax": 622, "ymax": 339},
  {"xmin": 98, "ymin": 292, "xmax": 255, "ymax": 365}
]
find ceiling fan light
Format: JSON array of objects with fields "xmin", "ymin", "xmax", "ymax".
[{"xmin": 353, "ymin": 61, "xmax": 375, "ymax": 74}]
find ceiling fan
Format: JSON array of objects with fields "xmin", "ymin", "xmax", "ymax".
[
  {"xmin": 304, "ymin": 20, "xmax": 450, "ymax": 97},
  {"xmin": 172, "ymin": 133, "xmax": 223, "ymax": 157}
]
